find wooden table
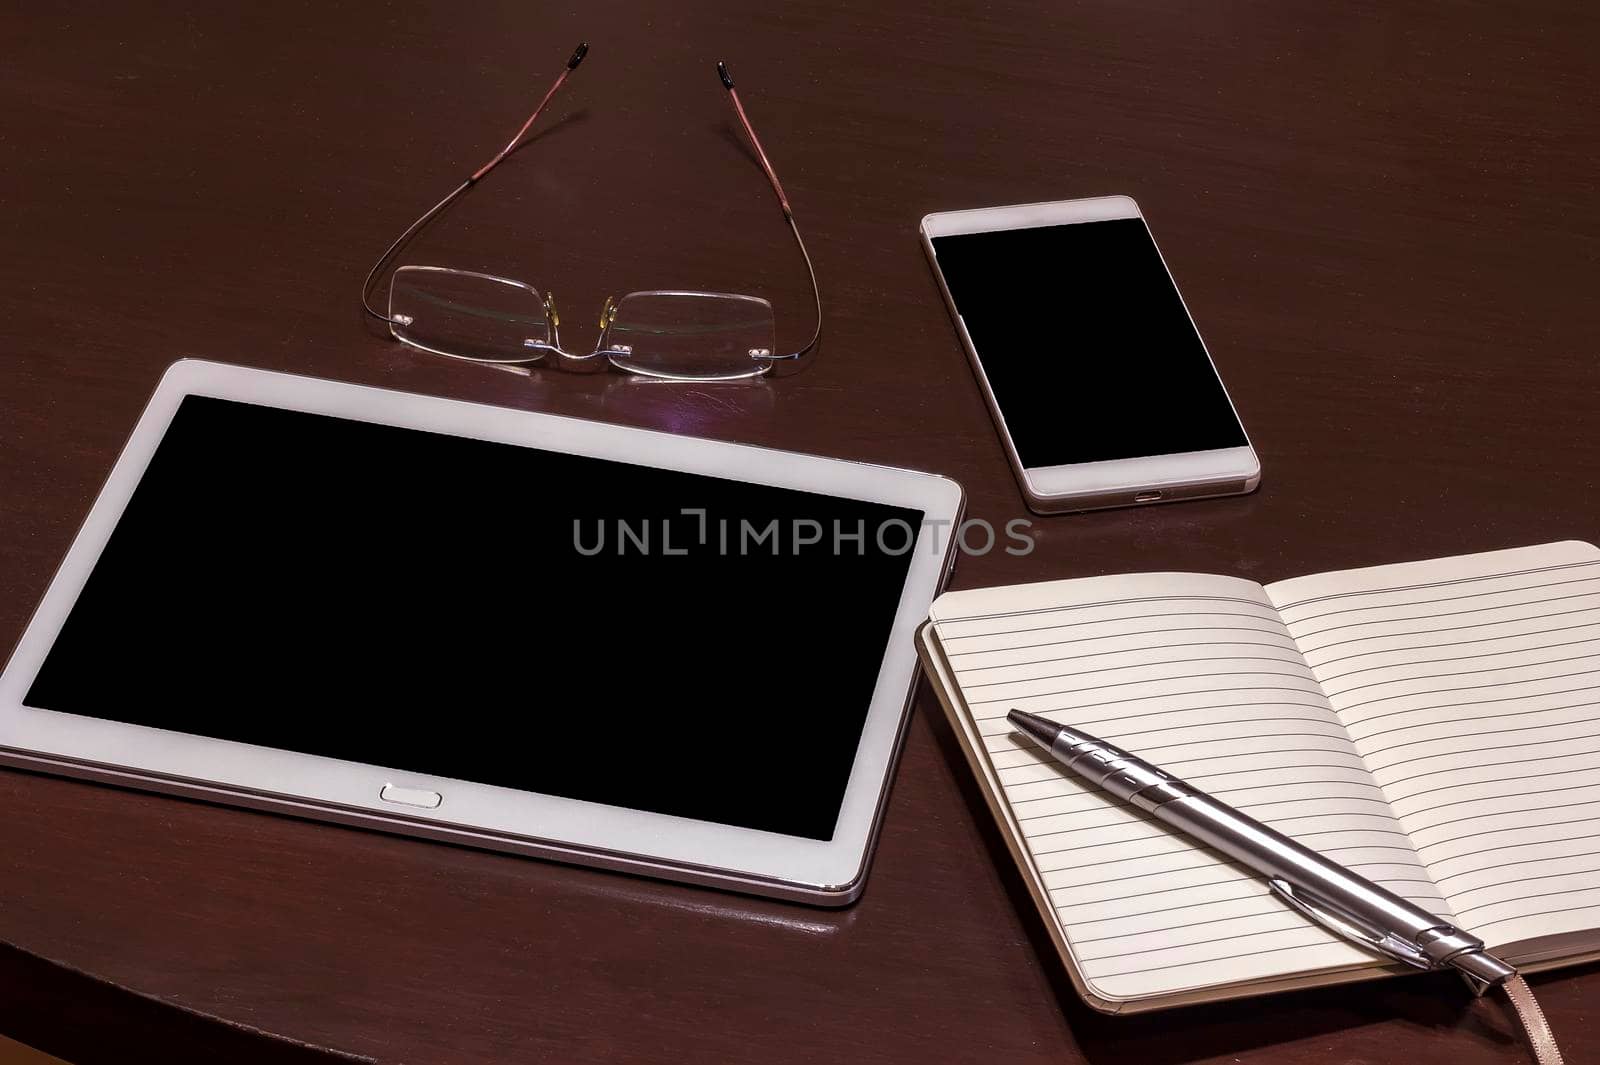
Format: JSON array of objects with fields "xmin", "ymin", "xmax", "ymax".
[{"xmin": 2, "ymin": 2, "xmax": 1595, "ymax": 1062}]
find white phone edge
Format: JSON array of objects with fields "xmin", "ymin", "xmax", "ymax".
[{"xmin": 920, "ymin": 195, "xmax": 1261, "ymax": 514}]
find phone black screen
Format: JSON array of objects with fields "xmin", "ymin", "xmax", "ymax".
[{"xmin": 931, "ymin": 217, "xmax": 1248, "ymax": 468}]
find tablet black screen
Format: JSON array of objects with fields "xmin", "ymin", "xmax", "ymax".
[{"xmin": 24, "ymin": 396, "xmax": 924, "ymax": 841}]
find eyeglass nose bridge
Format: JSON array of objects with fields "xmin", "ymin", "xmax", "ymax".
[
  {"xmin": 535, "ymin": 291, "xmax": 776, "ymax": 375},
  {"xmin": 538, "ymin": 292, "xmax": 631, "ymax": 356},
  {"xmin": 518, "ymin": 293, "xmax": 614, "ymax": 372}
]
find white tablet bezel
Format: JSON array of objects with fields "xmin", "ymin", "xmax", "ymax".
[
  {"xmin": 920, "ymin": 196, "xmax": 1260, "ymax": 512},
  {"xmin": 0, "ymin": 360, "xmax": 963, "ymax": 905}
]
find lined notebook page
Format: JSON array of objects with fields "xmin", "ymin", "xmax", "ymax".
[
  {"xmin": 1269, "ymin": 541, "xmax": 1600, "ymax": 955},
  {"xmin": 929, "ymin": 572, "xmax": 1445, "ymax": 1003}
]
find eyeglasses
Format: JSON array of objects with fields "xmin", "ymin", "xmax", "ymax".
[{"xmin": 361, "ymin": 43, "xmax": 820, "ymax": 382}]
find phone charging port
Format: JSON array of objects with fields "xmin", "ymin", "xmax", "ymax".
[{"xmin": 1134, "ymin": 491, "xmax": 1163, "ymax": 503}]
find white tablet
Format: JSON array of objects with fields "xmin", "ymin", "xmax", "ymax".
[{"xmin": 0, "ymin": 360, "xmax": 962, "ymax": 905}]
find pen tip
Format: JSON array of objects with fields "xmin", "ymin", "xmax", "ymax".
[{"xmin": 1008, "ymin": 709, "xmax": 1064, "ymax": 750}]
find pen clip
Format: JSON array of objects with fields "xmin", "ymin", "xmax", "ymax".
[{"xmin": 1268, "ymin": 878, "xmax": 1434, "ymax": 971}]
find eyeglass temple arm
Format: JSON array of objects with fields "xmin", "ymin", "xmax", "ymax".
[
  {"xmin": 718, "ymin": 62, "xmax": 821, "ymax": 364},
  {"xmin": 361, "ymin": 43, "xmax": 589, "ymax": 325}
]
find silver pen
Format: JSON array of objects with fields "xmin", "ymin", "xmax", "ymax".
[{"xmin": 1007, "ymin": 709, "xmax": 1516, "ymax": 992}]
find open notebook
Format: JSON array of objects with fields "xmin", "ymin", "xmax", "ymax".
[{"xmin": 918, "ymin": 541, "xmax": 1600, "ymax": 1013}]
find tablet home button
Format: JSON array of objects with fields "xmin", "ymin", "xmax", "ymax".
[{"xmin": 380, "ymin": 784, "xmax": 442, "ymax": 809}]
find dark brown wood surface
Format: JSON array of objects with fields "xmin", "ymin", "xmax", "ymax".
[{"xmin": 2, "ymin": 2, "xmax": 1596, "ymax": 1062}]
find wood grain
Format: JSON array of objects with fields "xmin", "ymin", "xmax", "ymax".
[{"xmin": 1, "ymin": 1, "xmax": 1596, "ymax": 1062}]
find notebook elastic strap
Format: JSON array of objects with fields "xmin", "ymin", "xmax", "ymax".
[{"xmin": 1500, "ymin": 973, "xmax": 1565, "ymax": 1065}]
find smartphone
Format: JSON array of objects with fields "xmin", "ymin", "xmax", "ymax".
[{"xmin": 920, "ymin": 196, "xmax": 1260, "ymax": 513}]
